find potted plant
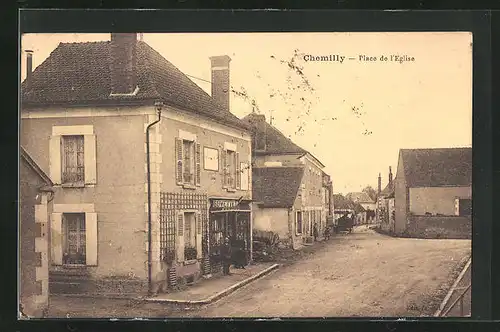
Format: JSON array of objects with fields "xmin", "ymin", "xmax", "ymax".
[{"xmin": 184, "ymin": 247, "xmax": 197, "ymax": 261}]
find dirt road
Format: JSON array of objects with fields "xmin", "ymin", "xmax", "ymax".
[
  {"xmin": 179, "ymin": 227, "xmax": 470, "ymax": 317},
  {"xmin": 48, "ymin": 227, "xmax": 470, "ymax": 318}
]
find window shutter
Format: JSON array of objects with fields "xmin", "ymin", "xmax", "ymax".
[
  {"xmin": 84, "ymin": 134, "xmax": 97, "ymax": 185},
  {"xmin": 177, "ymin": 213, "xmax": 185, "ymax": 262},
  {"xmin": 454, "ymin": 198, "xmax": 460, "ymax": 216},
  {"xmin": 51, "ymin": 213, "xmax": 63, "ymax": 265},
  {"xmin": 221, "ymin": 149, "xmax": 227, "ymax": 188},
  {"xmin": 85, "ymin": 212, "xmax": 98, "ymax": 266},
  {"xmin": 195, "ymin": 143, "xmax": 201, "ymax": 187},
  {"xmin": 49, "ymin": 135, "xmax": 62, "ymax": 185},
  {"xmin": 235, "ymin": 152, "xmax": 240, "ymax": 190},
  {"xmin": 175, "ymin": 138, "xmax": 183, "ymax": 185},
  {"xmin": 196, "ymin": 213, "xmax": 203, "ymax": 259}
]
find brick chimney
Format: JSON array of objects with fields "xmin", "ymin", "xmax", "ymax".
[
  {"xmin": 210, "ymin": 55, "xmax": 231, "ymax": 111},
  {"xmin": 247, "ymin": 113, "xmax": 267, "ymax": 151},
  {"xmin": 25, "ymin": 50, "xmax": 33, "ymax": 82},
  {"xmin": 388, "ymin": 166, "xmax": 393, "ymax": 187},
  {"xmin": 110, "ymin": 33, "xmax": 138, "ymax": 95},
  {"xmin": 377, "ymin": 173, "xmax": 381, "ymax": 194}
]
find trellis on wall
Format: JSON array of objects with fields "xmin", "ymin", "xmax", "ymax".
[{"xmin": 159, "ymin": 192, "xmax": 209, "ymax": 265}]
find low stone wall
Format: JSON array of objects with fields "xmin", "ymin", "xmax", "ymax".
[{"xmin": 406, "ymin": 215, "xmax": 471, "ymax": 239}]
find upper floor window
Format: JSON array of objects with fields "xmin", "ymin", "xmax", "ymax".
[
  {"xmin": 222, "ymin": 142, "xmax": 243, "ymax": 191},
  {"xmin": 455, "ymin": 198, "xmax": 472, "ymax": 217},
  {"xmin": 50, "ymin": 125, "xmax": 97, "ymax": 187},
  {"xmin": 175, "ymin": 131, "xmax": 201, "ymax": 188},
  {"xmin": 62, "ymin": 135, "xmax": 85, "ymax": 184}
]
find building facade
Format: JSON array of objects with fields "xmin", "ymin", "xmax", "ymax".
[
  {"xmin": 19, "ymin": 147, "xmax": 53, "ymax": 317},
  {"xmin": 243, "ymin": 113, "xmax": 334, "ymax": 249},
  {"xmin": 393, "ymin": 148, "xmax": 472, "ymax": 238},
  {"xmin": 20, "ymin": 33, "xmax": 252, "ymax": 295}
]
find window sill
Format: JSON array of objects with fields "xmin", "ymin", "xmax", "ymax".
[
  {"xmin": 60, "ymin": 264, "xmax": 88, "ymax": 269},
  {"xmin": 225, "ymin": 188, "xmax": 236, "ymax": 193},
  {"xmin": 183, "ymin": 259, "xmax": 198, "ymax": 266},
  {"xmin": 61, "ymin": 183, "xmax": 86, "ymax": 188},
  {"xmin": 182, "ymin": 184, "xmax": 197, "ymax": 190}
]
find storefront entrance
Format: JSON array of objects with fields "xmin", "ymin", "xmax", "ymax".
[{"xmin": 208, "ymin": 198, "xmax": 251, "ymax": 273}]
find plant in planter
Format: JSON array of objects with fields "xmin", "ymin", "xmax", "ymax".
[
  {"xmin": 184, "ymin": 247, "xmax": 197, "ymax": 261},
  {"xmin": 162, "ymin": 249, "xmax": 175, "ymax": 265}
]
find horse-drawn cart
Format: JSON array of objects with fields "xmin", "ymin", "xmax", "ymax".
[{"xmin": 335, "ymin": 215, "xmax": 354, "ymax": 233}]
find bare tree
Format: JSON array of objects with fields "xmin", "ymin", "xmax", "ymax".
[{"xmin": 231, "ymin": 49, "xmax": 373, "ymax": 139}]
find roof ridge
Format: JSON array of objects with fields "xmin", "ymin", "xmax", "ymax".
[{"xmin": 137, "ymin": 41, "xmax": 162, "ymax": 99}]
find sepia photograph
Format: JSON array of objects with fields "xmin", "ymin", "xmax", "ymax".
[{"xmin": 19, "ymin": 31, "xmax": 472, "ymax": 319}]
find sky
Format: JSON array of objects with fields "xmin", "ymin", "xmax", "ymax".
[{"xmin": 20, "ymin": 32, "xmax": 472, "ymax": 194}]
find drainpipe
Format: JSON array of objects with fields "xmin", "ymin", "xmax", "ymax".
[{"xmin": 146, "ymin": 101, "xmax": 163, "ymax": 295}]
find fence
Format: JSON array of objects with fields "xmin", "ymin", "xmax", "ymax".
[{"xmin": 440, "ymin": 283, "xmax": 471, "ymax": 317}]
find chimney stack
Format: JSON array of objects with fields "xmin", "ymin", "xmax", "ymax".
[
  {"xmin": 25, "ymin": 50, "xmax": 33, "ymax": 82},
  {"xmin": 210, "ymin": 55, "xmax": 231, "ymax": 112},
  {"xmin": 389, "ymin": 166, "xmax": 393, "ymax": 186},
  {"xmin": 377, "ymin": 173, "xmax": 381, "ymax": 194},
  {"xmin": 247, "ymin": 113, "xmax": 267, "ymax": 151},
  {"xmin": 110, "ymin": 33, "xmax": 138, "ymax": 95}
]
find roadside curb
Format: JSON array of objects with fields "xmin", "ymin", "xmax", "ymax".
[
  {"xmin": 145, "ymin": 263, "xmax": 280, "ymax": 305},
  {"xmin": 433, "ymin": 255, "xmax": 472, "ymax": 317}
]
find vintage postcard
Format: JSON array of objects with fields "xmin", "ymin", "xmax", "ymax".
[{"xmin": 19, "ymin": 31, "xmax": 472, "ymax": 319}]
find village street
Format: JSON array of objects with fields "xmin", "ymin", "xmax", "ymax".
[{"xmin": 49, "ymin": 226, "xmax": 470, "ymax": 318}]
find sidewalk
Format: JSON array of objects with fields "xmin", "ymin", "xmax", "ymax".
[{"xmin": 145, "ymin": 262, "xmax": 279, "ymax": 305}]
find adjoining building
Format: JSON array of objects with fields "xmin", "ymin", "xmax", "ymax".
[
  {"xmin": 393, "ymin": 147, "xmax": 472, "ymax": 238},
  {"xmin": 243, "ymin": 113, "xmax": 334, "ymax": 249}
]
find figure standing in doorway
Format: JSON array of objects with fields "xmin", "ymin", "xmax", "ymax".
[
  {"xmin": 313, "ymin": 222, "xmax": 319, "ymax": 242},
  {"xmin": 221, "ymin": 237, "xmax": 232, "ymax": 275}
]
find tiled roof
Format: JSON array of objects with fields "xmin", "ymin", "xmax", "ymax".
[
  {"xmin": 379, "ymin": 182, "xmax": 394, "ymax": 198},
  {"xmin": 346, "ymin": 192, "xmax": 374, "ymax": 203},
  {"xmin": 333, "ymin": 194, "xmax": 366, "ymax": 213},
  {"xmin": 400, "ymin": 147, "xmax": 472, "ymax": 187},
  {"xmin": 252, "ymin": 167, "xmax": 304, "ymax": 208},
  {"xmin": 242, "ymin": 113, "xmax": 307, "ymax": 154},
  {"xmin": 21, "ymin": 40, "xmax": 249, "ymax": 131}
]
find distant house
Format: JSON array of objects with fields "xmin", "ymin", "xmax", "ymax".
[
  {"xmin": 394, "ymin": 148, "xmax": 472, "ymax": 238},
  {"xmin": 252, "ymin": 167, "xmax": 307, "ymax": 249},
  {"xmin": 333, "ymin": 194, "xmax": 366, "ymax": 225},
  {"xmin": 243, "ymin": 113, "xmax": 334, "ymax": 248},
  {"xmin": 21, "ymin": 33, "xmax": 252, "ymax": 296},
  {"xmin": 19, "ymin": 147, "xmax": 53, "ymax": 318},
  {"xmin": 377, "ymin": 168, "xmax": 395, "ymax": 231},
  {"xmin": 346, "ymin": 192, "xmax": 376, "ymax": 223}
]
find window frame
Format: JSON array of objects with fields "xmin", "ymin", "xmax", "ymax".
[
  {"xmin": 50, "ymin": 125, "xmax": 96, "ymax": 188},
  {"xmin": 62, "ymin": 212, "xmax": 87, "ymax": 266},
  {"xmin": 222, "ymin": 142, "xmax": 239, "ymax": 192},
  {"xmin": 61, "ymin": 135, "xmax": 86, "ymax": 186},
  {"xmin": 296, "ymin": 210, "xmax": 303, "ymax": 235},
  {"xmin": 182, "ymin": 139, "xmax": 195, "ymax": 185}
]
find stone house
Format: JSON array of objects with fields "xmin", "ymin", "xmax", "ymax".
[
  {"xmin": 19, "ymin": 147, "xmax": 53, "ymax": 317},
  {"xmin": 20, "ymin": 33, "xmax": 252, "ymax": 296},
  {"xmin": 242, "ymin": 113, "xmax": 333, "ymax": 249},
  {"xmin": 393, "ymin": 147, "xmax": 472, "ymax": 238},
  {"xmin": 346, "ymin": 191, "xmax": 376, "ymax": 223},
  {"xmin": 377, "ymin": 168, "xmax": 395, "ymax": 232},
  {"xmin": 333, "ymin": 194, "xmax": 366, "ymax": 225}
]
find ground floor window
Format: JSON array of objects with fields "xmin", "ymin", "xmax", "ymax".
[
  {"xmin": 184, "ymin": 212, "xmax": 197, "ymax": 260},
  {"xmin": 456, "ymin": 198, "xmax": 472, "ymax": 217},
  {"xmin": 296, "ymin": 211, "xmax": 302, "ymax": 234},
  {"xmin": 62, "ymin": 213, "xmax": 86, "ymax": 265}
]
